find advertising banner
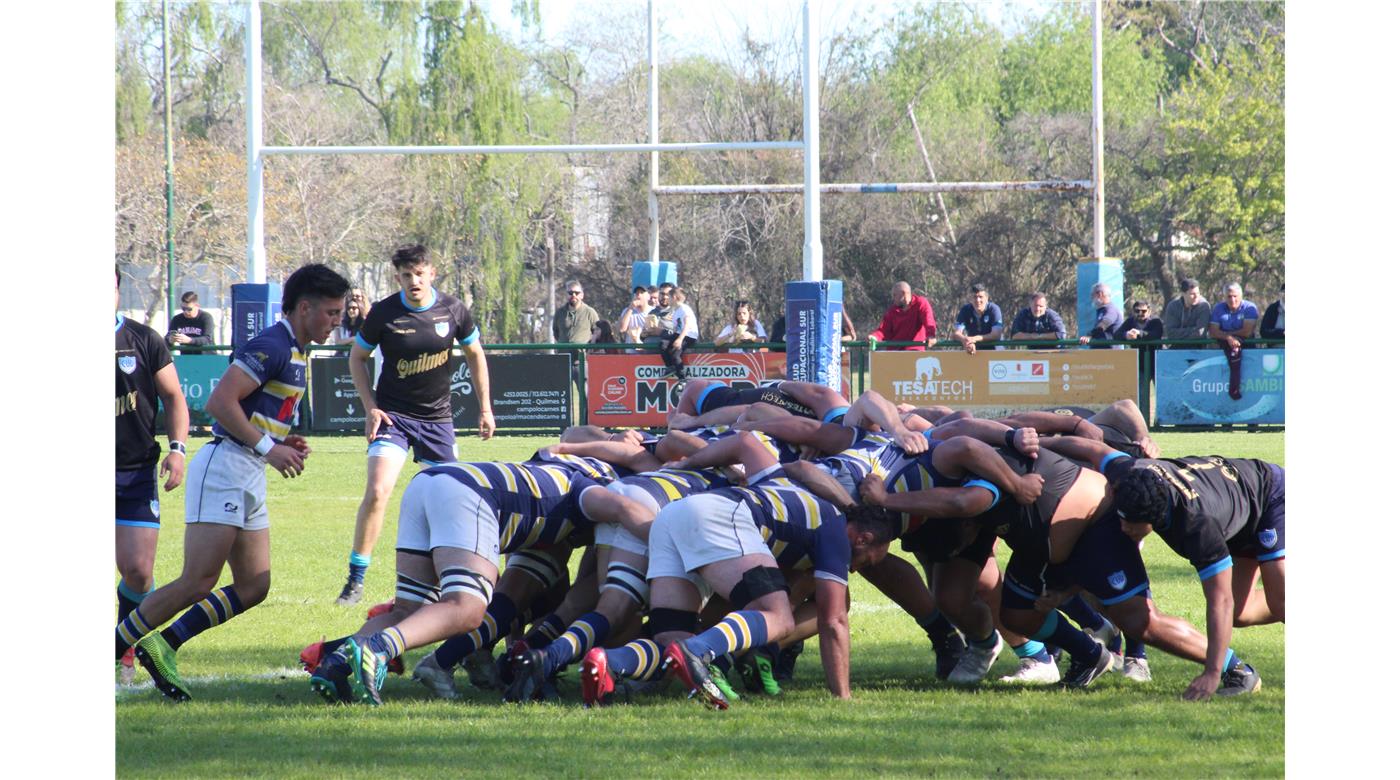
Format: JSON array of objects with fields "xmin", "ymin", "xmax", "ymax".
[
  {"xmin": 587, "ymin": 351, "xmax": 850, "ymax": 428},
  {"xmin": 308, "ymin": 355, "xmax": 367, "ymax": 431},
  {"xmin": 230, "ymin": 283, "xmax": 282, "ymax": 351},
  {"xmin": 157, "ymin": 353, "xmax": 230, "ymax": 430},
  {"xmin": 870, "ymin": 349, "xmax": 1138, "ymax": 416},
  {"xmin": 784, "ymin": 280, "xmax": 844, "ymax": 391},
  {"xmin": 1154, "ymin": 349, "xmax": 1284, "ymax": 425}
]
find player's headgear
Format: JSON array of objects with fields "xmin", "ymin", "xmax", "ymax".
[{"xmin": 1114, "ymin": 468, "xmax": 1171, "ymax": 527}]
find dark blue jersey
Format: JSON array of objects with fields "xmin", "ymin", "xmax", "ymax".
[
  {"xmin": 216, "ymin": 319, "xmax": 306, "ymax": 445},
  {"xmin": 621, "ymin": 467, "xmax": 733, "ymax": 509},
  {"xmin": 881, "ymin": 438, "xmax": 998, "ymax": 537},
  {"xmin": 356, "ymin": 289, "xmax": 478, "ymax": 421},
  {"xmin": 115, "ymin": 316, "xmax": 173, "ymax": 470},
  {"xmin": 817, "ymin": 430, "xmax": 907, "ymax": 492},
  {"xmin": 716, "ymin": 474, "xmax": 851, "ymax": 584},
  {"xmin": 528, "ymin": 449, "xmax": 629, "ymax": 483},
  {"xmin": 427, "ymin": 461, "xmax": 601, "ymax": 553}
]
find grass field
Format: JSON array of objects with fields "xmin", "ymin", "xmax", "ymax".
[{"xmin": 116, "ymin": 430, "xmax": 1284, "ymax": 778}]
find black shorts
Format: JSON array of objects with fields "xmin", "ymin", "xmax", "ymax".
[
  {"xmin": 1230, "ymin": 464, "xmax": 1285, "ymax": 562},
  {"xmin": 902, "ymin": 519, "xmax": 995, "ymax": 567},
  {"xmin": 116, "ymin": 466, "xmax": 160, "ymax": 528},
  {"xmin": 696, "ymin": 384, "xmax": 817, "ymax": 419},
  {"xmin": 1001, "ymin": 515, "xmax": 1151, "ymax": 610}
]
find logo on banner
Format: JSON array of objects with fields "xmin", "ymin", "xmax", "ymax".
[
  {"xmin": 890, "ymin": 356, "xmax": 973, "ymax": 401},
  {"xmin": 989, "ymin": 360, "xmax": 1048, "ymax": 383},
  {"xmin": 118, "ymin": 355, "xmax": 137, "ymax": 374},
  {"xmin": 601, "ymin": 376, "xmax": 627, "ymax": 403},
  {"xmin": 915, "ymin": 357, "xmax": 942, "ymax": 380},
  {"xmin": 434, "ymin": 322, "xmax": 450, "ymax": 338},
  {"xmin": 450, "ymin": 361, "xmax": 474, "ymax": 397}
]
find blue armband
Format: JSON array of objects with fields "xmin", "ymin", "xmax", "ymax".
[
  {"xmin": 1100, "ymin": 450, "xmax": 1130, "ymax": 473},
  {"xmin": 1197, "ymin": 556, "xmax": 1233, "ymax": 580},
  {"xmin": 962, "ymin": 478, "xmax": 1001, "ymax": 505}
]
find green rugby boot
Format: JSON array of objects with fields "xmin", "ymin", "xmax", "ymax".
[{"xmin": 134, "ymin": 634, "xmax": 192, "ymax": 702}]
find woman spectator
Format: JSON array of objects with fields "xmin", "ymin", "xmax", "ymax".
[
  {"xmin": 333, "ymin": 292, "xmax": 368, "ymax": 344},
  {"xmin": 714, "ymin": 300, "xmax": 768, "ymax": 352},
  {"xmin": 589, "ymin": 319, "xmax": 622, "ymax": 355}
]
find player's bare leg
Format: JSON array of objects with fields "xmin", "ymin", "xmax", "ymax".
[
  {"xmin": 1232, "ymin": 558, "xmax": 1284, "ymax": 626},
  {"xmin": 340, "ymin": 451, "xmax": 409, "ymax": 605}
]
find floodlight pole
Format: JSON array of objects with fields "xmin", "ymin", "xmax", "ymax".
[
  {"xmin": 647, "ymin": 0, "xmax": 660, "ymax": 266},
  {"xmin": 1090, "ymin": 0, "xmax": 1105, "ymax": 260},
  {"xmin": 802, "ymin": 0, "xmax": 822, "ymax": 281},
  {"xmin": 246, "ymin": 0, "xmax": 266, "ymax": 283}
]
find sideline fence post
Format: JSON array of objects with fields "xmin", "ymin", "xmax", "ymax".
[{"xmin": 577, "ymin": 346, "xmax": 588, "ymax": 427}]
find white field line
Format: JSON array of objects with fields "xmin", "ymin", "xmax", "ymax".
[{"xmin": 116, "ymin": 666, "xmax": 306, "ymax": 698}]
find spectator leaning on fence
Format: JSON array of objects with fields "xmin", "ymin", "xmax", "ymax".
[
  {"xmin": 715, "ymin": 300, "xmax": 767, "ymax": 351},
  {"xmin": 1116, "ymin": 300, "xmax": 1164, "ymax": 342},
  {"xmin": 1009, "ymin": 292, "xmax": 1067, "ymax": 342},
  {"xmin": 167, "ymin": 291, "xmax": 216, "ymax": 350},
  {"xmin": 617, "ymin": 286, "xmax": 650, "ymax": 343},
  {"xmin": 1162, "ymin": 277, "xmax": 1212, "ymax": 341},
  {"xmin": 1260, "ymin": 283, "xmax": 1284, "ymax": 340},
  {"xmin": 870, "ymin": 281, "xmax": 937, "ymax": 351},
  {"xmin": 1079, "ymin": 282, "xmax": 1124, "ymax": 347},
  {"xmin": 552, "ymin": 280, "xmax": 600, "ymax": 344},
  {"xmin": 952, "ymin": 283, "xmax": 1003, "ymax": 354},
  {"xmin": 1209, "ymin": 282, "xmax": 1259, "ymax": 401},
  {"xmin": 334, "ymin": 292, "xmax": 367, "ymax": 344}
]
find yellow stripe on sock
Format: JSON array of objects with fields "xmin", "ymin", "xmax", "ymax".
[{"xmin": 196, "ymin": 599, "xmax": 218, "ymax": 625}]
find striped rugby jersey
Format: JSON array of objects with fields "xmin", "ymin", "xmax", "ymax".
[
  {"xmin": 882, "ymin": 437, "xmax": 1004, "ymax": 538},
  {"xmin": 714, "ymin": 474, "xmax": 851, "ymax": 585},
  {"xmin": 426, "ymin": 460, "xmax": 607, "ymax": 553},
  {"xmin": 216, "ymin": 319, "xmax": 306, "ymax": 444},
  {"xmin": 818, "ymin": 429, "xmax": 908, "ymax": 491},
  {"xmin": 620, "ymin": 467, "xmax": 733, "ymax": 509}
]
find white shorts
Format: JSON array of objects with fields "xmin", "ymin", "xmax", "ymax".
[
  {"xmin": 646, "ymin": 493, "xmax": 770, "ymax": 593},
  {"xmin": 185, "ymin": 438, "xmax": 270, "ymax": 531},
  {"xmin": 595, "ymin": 482, "xmax": 654, "ymax": 556},
  {"xmin": 396, "ymin": 472, "xmax": 500, "ymax": 560}
]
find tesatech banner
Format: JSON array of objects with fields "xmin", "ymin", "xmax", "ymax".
[
  {"xmin": 309, "ymin": 354, "xmax": 572, "ymax": 432},
  {"xmin": 1155, "ymin": 349, "xmax": 1285, "ymax": 425},
  {"xmin": 870, "ymin": 349, "xmax": 1139, "ymax": 415},
  {"xmin": 587, "ymin": 352, "xmax": 850, "ymax": 427}
]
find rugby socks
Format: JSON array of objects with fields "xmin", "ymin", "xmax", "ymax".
[
  {"xmin": 1059, "ymin": 595, "xmax": 1106, "ymax": 632},
  {"xmin": 606, "ymin": 639, "xmax": 666, "ymax": 681},
  {"xmin": 542, "ymin": 612, "xmax": 612, "ymax": 674},
  {"xmin": 115, "ymin": 607, "xmax": 156, "ymax": 659},
  {"xmin": 117, "ymin": 580, "xmax": 152, "ymax": 623},
  {"xmin": 433, "ymin": 593, "xmax": 518, "ymax": 668},
  {"xmin": 366, "ymin": 626, "xmax": 408, "ymax": 661},
  {"xmin": 161, "ymin": 586, "xmax": 246, "ymax": 651},
  {"xmin": 347, "ymin": 552, "xmax": 371, "ymax": 585},
  {"xmin": 683, "ymin": 611, "xmax": 769, "ymax": 661},
  {"xmin": 525, "ymin": 614, "xmax": 568, "ymax": 650},
  {"xmin": 968, "ymin": 630, "xmax": 999, "ymax": 650},
  {"xmin": 1011, "ymin": 639, "xmax": 1053, "ymax": 663},
  {"xmin": 1125, "ymin": 636, "xmax": 1147, "ymax": 660},
  {"xmin": 1030, "ymin": 610, "xmax": 1101, "ymax": 663},
  {"xmin": 1223, "ymin": 648, "xmax": 1241, "ymax": 675},
  {"xmin": 917, "ymin": 610, "xmax": 961, "ymax": 649}
]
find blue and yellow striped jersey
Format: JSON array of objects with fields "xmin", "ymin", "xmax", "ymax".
[
  {"xmin": 215, "ymin": 320, "xmax": 306, "ymax": 444},
  {"xmin": 527, "ymin": 449, "xmax": 628, "ymax": 483},
  {"xmin": 882, "ymin": 440, "xmax": 970, "ymax": 537},
  {"xmin": 708, "ymin": 428, "xmax": 804, "ymax": 464},
  {"xmin": 715, "ymin": 476, "xmax": 851, "ymax": 584},
  {"xmin": 819, "ymin": 430, "xmax": 908, "ymax": 488},
  {"xmin": 426, "ymin": 461, "xmax": 602, "ymax": 553},
  {"xmin": 621, "ymin": 467, "xmax": 732, "ymax": 509}
]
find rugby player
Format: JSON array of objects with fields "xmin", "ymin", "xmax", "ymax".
[
  {"xmin": 668, "ymin": 378, "xmax": 851, "ymax": 431},
  {"xmin": 309, "ymin": 452, "xmax": 652, "ymax": 705},
  {"xmin": 336, "ymin": 244, "xmax": 494, "ymax": 606},
  {"xmin": 1042, "ymin": 436, "xmax": 1280, "ymax": 700},
  {"xmin": 115, "ymin": 270, "xmax": 189, "ymax": 681},
  {"xmin": 115, "ymin": 264, "xmax": 349, "ymax": 701}
]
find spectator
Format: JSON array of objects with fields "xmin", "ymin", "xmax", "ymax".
[
  {"xmin": 1260, "ymin": 284, "xmax": 1284, "ymax": 340},
  {"xmin": 642, "ymin": 283, "xmax": 686, "ymax": 378},
  {"xmin": 647, "ymin": 285, "xmax": 659, "ymax": 308},
  {"xmin": 1162, "ymin": 277, "xmax": 1212, "ymax": 341},
  {"xmin": 589, "ymin": 319, "xmax": 621, "ymax": 354},
  {"xmin": 869, "ymin": 281, "xmax": 937, "ymax": 351},
  {"xmin": 840, "ymin": 308, "xmax": 857, "ymax": 340},
  {"xmin": 333, "ymin": 292, "xmax": 368, "ymax": 344},
  {"xmin": 715, "ymin": 300, "xmax": 768, "ymax": 351},
  {"xmin": 166, "ymin": 291, "xmax": 216, "ymax": 350},
  {"xmin": 770, "ymin": 312, "xmax": 786, "ymax": 344},
  {"xmin": 953, "ymin": 283, "xmax": 1003, "ymax": 354},
  {"xmin": 1116, "ymin": 300, "xmax": 1164, "ymax": 342},
  {"xmin": 1209, "ymin": 282, "xmax": 1259, "ymax": 401},
  {"xmin": 668, "ymin": 287, "xmax": 700, "ymax": 378},
  {"xmin": 552, "ymin": 279, "xmax": 599, "ymax": 344},
  {"xmin": 1009, "ymin": 292, "xmax": 1067, "ymax": 342},
  {"xmin": 617, "ymin": 285, "xmax": 650, "ymax": 343},
  {"xmin": 1078, "ymin": 282, "xmax": 1123, "ymax": 347}
]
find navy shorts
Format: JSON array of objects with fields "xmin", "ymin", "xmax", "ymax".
[
  {"xmin": 116, "ymin": 467, "xmax": 160, "ymax": 528},
  {"xmin": 368, "ymin": 412, "xmax": 458, "ymax": 464},
  {"xmin": 1002, "ymin": 516, "xmax": 1151, "ymax": 610},
  {"xmin": 1231, "ymin": 464, "xmax": 1285, "ymax": 562},
  {"xmin": 902, "ymin": 519, "xmax": 995, "ymax": 568}
]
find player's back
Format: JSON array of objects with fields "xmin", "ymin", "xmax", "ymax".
[
  {"xmin": 1116, "ymin": 455, "xmax": 1273, "ymax": 541},
  {"xmin": 717, "ymin": 477, "xmax": 849, "ymax": 578},
  {"xmin": 425, "ymin": 460, "xmax": 597, "ymax": 552},
  {"xmin": 621, "ymin": 467, "xmax": 731, "ymax": 510}
]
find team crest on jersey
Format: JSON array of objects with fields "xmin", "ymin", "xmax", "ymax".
[
  {"xmin": 1258, "ymin": 528, "xmax": 1278, "ymax": 549},
  {"xmin": 149, "ymin": 500, "xmax": 160, "ymax": 519},
  {"xmin": 1107, "ymin": 570, "xmax": 1127, "ymax": 590},
  {"xmin": 435, "ymin": 322, "xmax": 450, "ymax": 337},
  {"xmin": 118, "ymin": 355, "xmax": 137, "ymax": 374}
]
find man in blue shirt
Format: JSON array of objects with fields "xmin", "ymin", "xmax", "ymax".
[
  {"xmin": 953, "ymin": 284, "xmax": 1003, "ymax": 354},
  {"xmin": 1209, "ymin": 282, "xmax": 1259, "ymax": 400},
  {"xmin": 1079, "ymin": 283, "xmax": 1123, "ymax": 348},
  {"xmin": 1009, "ymin": 292, "xmax": 1066, "ymax": 343}
]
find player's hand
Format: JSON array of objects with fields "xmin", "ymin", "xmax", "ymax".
[
  {"xmin": 662, "ymin": 459, "xmax": 688, "ymax": 471},
  {"xmin": 859, "ymin": 474, "xmax": 888, "ymax": 506},
  {"xmin": 283, "ymin": 434, "xmax": 312, "ymax": 457},
  {"xmin": 478, "ymin": 409, "xmax": 496, "ymax": 440},
  {"xmin": 669, "ymin": 412, "xmax": 700, "ymax": 431},
  {"xmin": 1012, "ymin": 473, "xmax": 1044, "ymax": 505},
  {"xmin": 609, "ymin": 430, "xmax": 645, "ymax": 446},
  {"xmin": 160, "ymin": 451, "xmax": 186, "ymax": 491},
  {"xmin": 895, "ymin": 428, "xmax": 928, "ymax": 455},
  {"xmin": 1079, "ymin": 336, "xmax": 1091, "ymax": 345},
  {"xmin": 265, "ymin": 443, "xmax": 306, "ymax": 478},
  {"xmin": 1183, "ymin": 671, "xmax": 1220, "ymax": 701},
  {"xmin": 798, "ymin": 444, "xmax": 821, "ymax": 461},
  {"xmin": 1012, "ymin": 427, "xmax": 1039, "ymax": 459},
  {"xmin": 365, "ymin": 408, "xmax": 393, "ymax": 442},
  {"xmin": 537, "ymin": 444, "xmax": 562, "ymax": 458}
]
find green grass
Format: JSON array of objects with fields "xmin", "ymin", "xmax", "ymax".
[{"xmin": 117, "ymin": 431, "xmax": 1284, "ymax": 778}]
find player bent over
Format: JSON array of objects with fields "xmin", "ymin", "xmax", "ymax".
[{"xmin": 114, "ymin": 264, "xmax": 349, "ymax": 701}]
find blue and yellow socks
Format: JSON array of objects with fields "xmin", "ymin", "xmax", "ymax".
[
  {"xmin": 683, "ymin": 611, "xmax": 769, "ymax": 660},
  {"xmin": 161, "ymin": 585, "xmax": 246, "ymax": 651}
]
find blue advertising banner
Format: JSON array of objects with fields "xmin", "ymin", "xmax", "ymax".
[
  {"xmin": 156, "ymin": 353, "xmax": 230, "ymax": 429},
  {"xmin": 784, "ymin": 280, "xmax": 843, "ymax": 390},
  {"xmin": 1155, "ymin": 349, "xmax": 1285, "ymax": 425},
  {"xmin": 231, "ymin": 283, "xmax": 282, "ymax": 351}
]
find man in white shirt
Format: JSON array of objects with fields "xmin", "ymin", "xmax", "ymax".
[{"xmin": 667, "ymin": 287, "xmax": 700, "ymax": 380}]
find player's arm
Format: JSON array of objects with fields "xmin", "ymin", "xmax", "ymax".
[
  {"xmin": 814, "ymin": 577, "xmax": 852, "ymax": 699},
  {"xmin": 928, "ymin": 417, "xmax": 1039, "ymax": 460},
  {"xmin": 541, "ymin": 440, "xmax": 662, "ymax": 473},
  {"xmin": 204, "ymin": 366, "xmax": 305, "ymax": 478},
  {"xmin": 347, "ymin": 340, "xmax": 390, "ymax": 442},
  {"xmin": 1039, "ymin": 435, "xmax": 1119, "ymax": 468},
  {"xmin": 735, "ymin": 416, "xmax": 855, "ymax": 456},
  {"xmin": 997, "ymin": 411, "xmax": 1104, "ymax": 443},
  {"xmin": 844, "ymin": 390, "xmax": 927, "ymax": 454},
  {"xmin": 669, "ymin": 403, "xmax": 748, "ymax": 431},
  {"xmin": 860, "ymin": 473, "xmax": 996, "ymax": 519},
  {"xmin": 462, "ymin": 339, "xmax": 494, "ymax": 439},
  {"xmin": 775, "ymin": 381, "xmax": 849, "ymax": 421},
  {"xmin": 1186, "ymin": 564, "xmax": 1236, "ymax": 701},
  {"xmin": 579, "ymin": 485, "xmax": 656, "ymax": 541},
  {"xmin": 152, "ymin": 362, "xmax": 189, "ymax": 491},
  {"xmin": 671, "ymin": 431, "xmax": 779, "ymax": 479},
  {"xmin": 782, "ymin": 460, "xmax": 856, "ymax": 510}
]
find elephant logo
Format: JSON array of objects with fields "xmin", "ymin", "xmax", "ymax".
[{"xmin": 914, "ymin": 356, "xmax": 942, "ymax": 381}]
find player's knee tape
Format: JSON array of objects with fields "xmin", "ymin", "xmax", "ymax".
[
  {"xmin": 602, "ymin": 560, "xmax": 650, "ymax": 607},
  {"xmin": 440, "ymin": 567, "xmax": 494, "ymax": 606},
  {"xmin": 646, "ymin": 607, "xmax": 700, "ymax": 637},
  {"xmin": 728, "ymin": 566, "xmax": 789, "ymax": 608},
  {"xmin": 395, "ymin": 573, "xmax": 441, "ymax": 605},
  {"xmin": 505, "ymin": 550, "xmax": 566, "ymax": 589}
]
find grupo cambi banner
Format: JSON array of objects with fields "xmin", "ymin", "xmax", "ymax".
[
  {"xmin": 586, "ymin": 351, "xmax": 849, "ymax": 428},
  {"xmin": 869, "ymin": 349, "xmax": 1139, "ymax": 415},
  {"xmin": 1154, "ymin": 349, "xmax": 1284, "ymax": 425}
]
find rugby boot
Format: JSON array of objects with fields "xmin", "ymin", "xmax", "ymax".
[
  {"xmin": 1122, "ymin": 656, "xmax": 1152, "ymax": 682},
  {"xmin": 1218, "ymin": 662, "xmax": 1262, "ymax": 697},
  {"xmin": 735, "ymin": 647, "xmax": 781, "ymax": 695},
  {"xmin": 309, "ymin": 644, "xmax": 358, "ymax": 705},
  {"xmin": 774, "ymin": 640, "xmax": 802, "ymax": 681},
  {"xmin": 134, "ymin": 634, "xmax": 192, "ymax": 702},
  {"xmin": 503, "ymin": 648, "xmax": 552, "ymax": 704},
  {"xmin": 352, "ymin": 638, "xmax": 389, "ymax": 706},
  {"xmin": 119, "ymin": 647, "xmax": 137, "ymax": 686},
  {"xmin": 1086, "ymin": 619, "xmax": 1124, "ymax": 673},
  {"xmin": 412, "ymin": 652, "xmax": 460, "ymax": 700},
  {"xmin": 662, "ymin": 641, "xmax": 729, "ymax": 711},
  {"xmin": 930, "ymin": 629, "xmax": 968, "ymax": 681},
  {"xmin": 335, "ymin": 578, "xmax": 364, "ymax": 607},
  {"xmin": 709, "ymin": 664, "xmax": 742, "ymax": 702},
  {"xmin": 1062, "ymin": 645, "xmax": 1115, "ymax": 689},
  {"xmin": 462, "ymin": 648, "xmax": 502, "ymax": 691},
  {"xmin": 948, "ymin": 632, "xmax": 1003, "ymax": 685},
  {"xmin": 580, "ymin": 647, "xmax": 617, "ymax": 708},
  {"xmin": 998, "ymin": 655, "xmax": 1061, "ymax": 685}
]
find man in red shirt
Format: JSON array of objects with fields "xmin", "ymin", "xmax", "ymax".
[{"xmin": 869, "ymin": 281, "xmax": 937, "ymax": 350}]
